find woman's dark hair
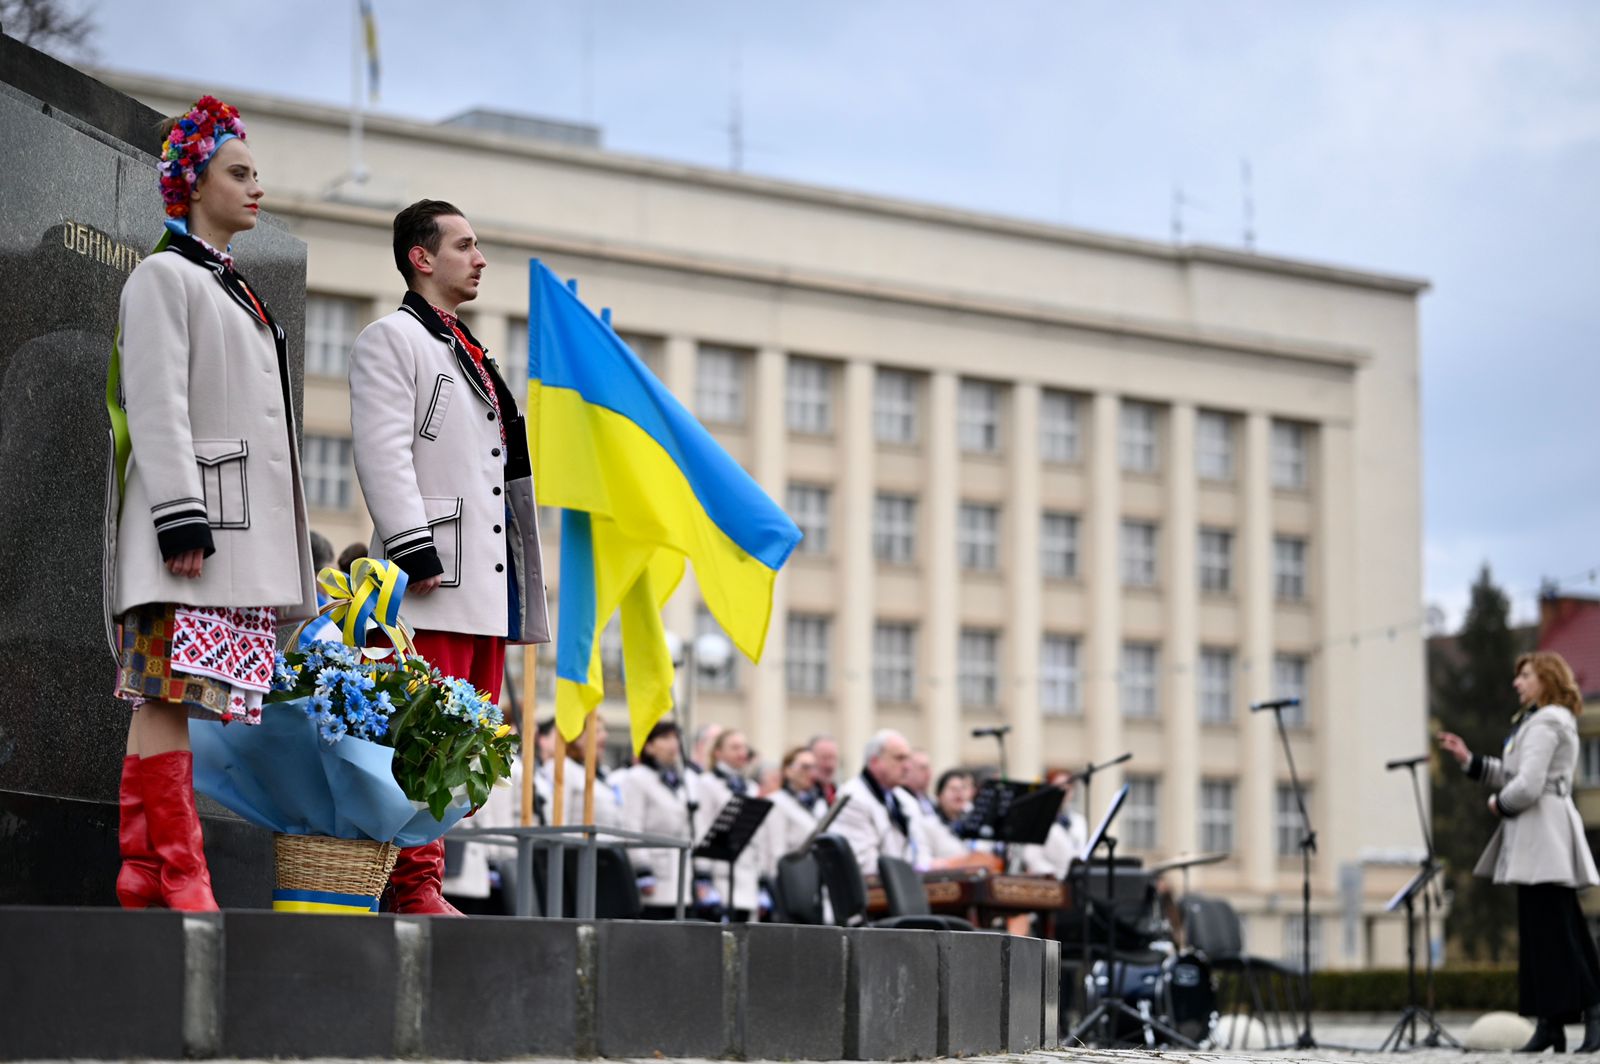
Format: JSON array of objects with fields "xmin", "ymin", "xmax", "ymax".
[
  {"xmin": 645, "ymin": 719, "xmax": 680, "ymax": 744},
  {"xmin": 392, "ymin": 198, "xmax": 463, "ymax": 283},
  {"xmin": 935, "ymin": 768, "xmax": 973, "ymax": 799}
]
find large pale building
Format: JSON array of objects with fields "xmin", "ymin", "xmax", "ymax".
[{"xmin": 113, "ymin": 72, "xmax": 1429, "ymax": 967}]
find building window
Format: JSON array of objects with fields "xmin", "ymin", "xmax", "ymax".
[
  {"xmin": 504, "ymin": 317, "xmax": 530, "ymax": 394},
  {"xmin": 874, "ymin": 368, "xmax": 918, "ymax": 445},
  {"xmin": 958, "ymin": 379, "xmax": 1002, "ymax": 454},
  {"xmin": 1582, "ymin": 737, "xmax": 1600, "ymax": 788},
  {"xmin": 1119, "ymin": 401, "xmax": 1159, "ymax": 474},
  {"xmin": 1040, "ymin": 634, "xmax": 1082, "ymax": 717},
  {"xmin": 1198, "ymin": 648, "xmax": 1235, "ymax": 724},
  {"xmin": 873, "ymin": 622, "xmax": 917, "ymax": 704},
  {"xmin": 305, "ymin": 294, "xmax": 365, "ymax": 377},
  {"xmin": 958, "ymin": 503, "xmax": 1000, "ymax": 572},
  {"xmin": 1121, "ymin": 519, "xmax": 1158, "ymax": 588},
  {"xmin": 1274, "ymin": 536, "xmax": 1308, "ymax": 601},
  {"xmin": 958, "ymin": 628, "xmax": 1000, "ymax": 709},
  {"xmin": 1273, "ymin": 654, "xmax": 1310, "ymax": 728},
  {"xmin": 696, "ymin": 606, "xmax": 740, "ymax": 692},
  {"xmin": 786, "ymin": 613, "xmax": 832, "ymax": 696},
  {"xmin": 1120, "ymin": 642, "xmax": 1160, "ymax": 719},
  {"xmin": 873, "ymin": 492, "xmax": 917, "ymax": 565},
  {"xmin": 1124, "ymin": 775, "xmax": 1160, "ymax": 851},
  {"xmin": 696, "ymin": 344, "xmax": 747, "ymax": 424},
  {"xmin": 1199, "ymin": 779, "xmax": 1236, "ymax": 854},
  {"xmin": 1277, "ymin": 783, "xmax": 1309, "ymax": 857},
  {"xmin": 616, "ymin": 331, "xmax": 665, "ymax": 379},
  {"xmin": 1198, "ymin": 527, "xmax": 1234, "ymax": 594},
  {"xmin": 1196, "ymin": 410, "xmax": 1235, "ymax": 481},
  {"xmin": 1272, "ymin": 420, "xmax": 1309, "ymax": 490},
  {"xmin": 1283, "ymin": 913, "xmax": 1324, "ymax": 971},
  {"xmin": 1041, "ymin": 511, "xmax": 1080, "ymax": 580},
  {"xmin": 1040, "ymin": 389, "xmax": 1082, "ymax": 463},
  {"xmin": 786, "ymin": 483, "xmax": 831, "ymax": 555},
  {"xmin": 786, "ymin": 356, "xmax": 834, "ymax": 435},
  {"xmin": 301, "ymin": 435, "xmax": 354, "ymax": 510}
]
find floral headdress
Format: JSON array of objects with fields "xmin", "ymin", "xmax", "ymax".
[{"xmin": 158, "ymin": 95, "xmax": 248, "ymax": 219}]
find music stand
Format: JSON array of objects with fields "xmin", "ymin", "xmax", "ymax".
[
  {"xmin": 693, "ymin": 793, "xmax": 772, "ymax": 921},
  {"xmin": 1067, "ymin": 784, "xmax": 1196, "ymax": 1050},
  {"xmin": 999, "ymin": 785, "xmax": 1065, "ymax": 847},
  {"xmin": 956, "ymin": 779, "xmax": 1042, "ymax": 842},
  {"xmin": 798, "ymin": 794, "xmax": 851, "ymax": 853}
]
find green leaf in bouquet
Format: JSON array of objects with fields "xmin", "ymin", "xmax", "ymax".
[
  {"xmin": 427, "ymin": 788, "xmax": 452, "ymax": 820},
  {"xmin": 467, "ymin": 776, "xmax": 489, "ymax": 810}
]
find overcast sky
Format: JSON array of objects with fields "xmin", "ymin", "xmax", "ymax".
[{"xmin": 70, "ymin": 0, "xmax": 1600, "ymax": 629}]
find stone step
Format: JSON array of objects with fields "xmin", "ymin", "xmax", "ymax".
[{"xmin": 0, "ymin": 907, "xmax": 1059, "ymax": 1060}]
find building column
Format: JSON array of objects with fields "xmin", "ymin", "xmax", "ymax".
[
  {"xmin": 925, "ymin": 371, "xmax": 961, "ymax": 773},
  {"xmin": 838, "ymin": 360, "xmax": 878, "ymax": 771},
  {"xmin": 1166, "ymin": 402, "xmax": 1200, "ymax": 857},
  {"xmin": 1086, "ymin": 391, "xmax": 1125, "ymax": 819},
  {"xmin": 750, "ymin": 346, "xmax": 789, "ymax": 758},
  {"xmin": 1317, "ymin": 423, "xmax": 1357, "ymax": 904},
  {"xmin": 662, "ymin": 337, "xmax": 698, "ymax": 675},
  {"xmin": 1241, "ymin": 411, "xmax": 1277, "ymax": 891},
  {"xmin": 1007, "ymin": 382, "xmax": 1043, "ymax": 779}
]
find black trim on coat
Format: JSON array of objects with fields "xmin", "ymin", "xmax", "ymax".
[{"xmin": 154, "ymin": 508, "xmax": 215, "ymax": 560}]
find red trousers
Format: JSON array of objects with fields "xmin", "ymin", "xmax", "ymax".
[{"xmin": 409, "ymin": 630, "xmax": 506, "ymax": 702}]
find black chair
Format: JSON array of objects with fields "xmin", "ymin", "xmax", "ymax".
[
  {"xmin": 809, "ymin": 833, "xmax": 954, "ymax": 931},
  {"xmin": 877, "ymin": 856, "xmax": 973, "ymax": 932},
  {"xmin": 770, "ymin": 850, "xmax": 826, "ymax": 924},
  {"xmin": 1180, "ymin": 894, "xmax": 1299, "ymax": 1048},
  {"xmin": 531, "ymin": 843, "xmax": 643, "ymax": 919}
]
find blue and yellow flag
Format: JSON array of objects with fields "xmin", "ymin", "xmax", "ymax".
[
  {"xmin": 527, "ymin": 262, "xmax": 802, "ymax": 752},
  {"xmin": 358, "ymin": 0, "xmax": 381, "ymax": 102}
]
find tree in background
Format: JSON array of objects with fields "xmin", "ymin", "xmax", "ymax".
[
  {"xmin": 0, "ymin": 0, "xmax": 95, "ymax": 62},
  {"xmin": 1430, "ymin": 564, "xmax": 1532, "ymax": 962}
]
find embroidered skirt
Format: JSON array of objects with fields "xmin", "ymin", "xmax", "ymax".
[{"xmin": 115, "ymin": 604, "xmax": 277, "ymax": 724}]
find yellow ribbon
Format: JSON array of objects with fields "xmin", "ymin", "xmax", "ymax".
[{"xmin": 315, "ymin": 557, "xmax": 414, "ymax": 657}]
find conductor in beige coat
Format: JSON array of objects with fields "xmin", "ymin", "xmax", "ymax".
[{"xmin": 1439, "ymin": 651, "xmax": 1600, "ymax": 1053}]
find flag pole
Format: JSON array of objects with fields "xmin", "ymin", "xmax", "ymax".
[
  {"xmin": 551, "ymin": 731, "xmax": 567, "ymax": 826},
  {"xmin": 582, "ymin": 709, "xmax": 599, "ymax": 825},
  {"xmin": 519, "ymin": 645, "xmax": 537, "ymax": 826}
]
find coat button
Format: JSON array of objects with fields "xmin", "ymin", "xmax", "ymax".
[
  {"xmin": 486, "ymin": 411, "xmax": 495, "ymax": 420},
  {"xmin": 493, "ymin": 486, "xmax": 502, "ymax": 496},
  {"xmin": 493, "ymin": 524, "xmax": 502, "ymax": 534},
  {"xmin": 492, "ymin": 448, "xmax": 501, "ymax": 457},
  {"xmin": 495, "ymin": 563, "xmax": 505, "ymax": 573}
]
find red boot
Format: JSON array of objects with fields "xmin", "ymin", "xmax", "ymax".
[
  {"xmin": 387, "ymin": 839, "xmax": 463, "ymax": 915},
  {"xmin": 140, "ymin": 750, "xmax": 219, "ymax": 912},
  {"xmin": 116, "ymin": 755, "xmax": 163, "ymax": 909}
]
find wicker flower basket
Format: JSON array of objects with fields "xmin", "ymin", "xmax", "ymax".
[{"xmin": 272, "ymin": 833, "xmax": 399, "ymax": 914}]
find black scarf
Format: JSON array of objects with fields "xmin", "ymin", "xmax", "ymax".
[
  {"xmin": 715, "ymin": 764, "xmax": 749, "ymax": 797},
  {"xmin": 860, "ymin": 769, "xmax": 910, "ymax": 838}
]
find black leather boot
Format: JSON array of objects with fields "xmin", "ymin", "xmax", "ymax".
[
  {"xmin": 1520, "ymin": 1018, "xmax": 1567, "ymax": 1053},
  {"xmin": 1575, "ymin": 1007, "xmax": 1600, "ymax": 1053}
]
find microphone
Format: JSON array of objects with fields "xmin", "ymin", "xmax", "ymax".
[
  {"xmin": 1386, "ymin": 755, "xmax": 1429, "ymax": 770},
  {"xmin": 1250, "ymin": 697, "xmax": 1301, "ymax": 712},
  {"xmin": 971, "ymin": 725, "xmax": 1012, "ymax": 739}
]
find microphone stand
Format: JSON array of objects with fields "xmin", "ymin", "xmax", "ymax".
[
  {"xmin": 1379, "ymin": 758, "xmax": 1458, "ymax": 1051},
  {"xmin": 1261, "ymin": 701, "xmax": 1351, "ymax": 1052},
  {"xmin": 1069, "ymin": 752, "xmax": 1131, "ymax": 1025}
]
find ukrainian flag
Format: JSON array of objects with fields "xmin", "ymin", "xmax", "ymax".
[{"xmin": 527, "ymin": 262, "xmax": 802, "ymax": 752}]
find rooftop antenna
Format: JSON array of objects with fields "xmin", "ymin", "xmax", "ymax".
[
  {"xmin": 727, "ymin": 41, "xmax": 744, "ymax": 171},
  {"xmin": 1241, "ymin": 157, "xmax": 1257, "ymax": 251}
]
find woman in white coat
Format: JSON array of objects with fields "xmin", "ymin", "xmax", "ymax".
[
  {"xmin": 108, "ymin": 96, "xmax": 314, "ymax": 912},
  {"xmin": 1439, "ymin": 651, "xmax": 1600, "ymax": 1053},
  {"xmin": 765, "ymin": 745, "xmax": 824, "ymax": 872},
  {"xmin": 615, "ymin": 721, "xmax": 700, "ymax": 917}
]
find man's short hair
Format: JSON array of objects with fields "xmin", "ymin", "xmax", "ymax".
[
  {"xmin": 392, "ymin": 199, "xmax": 464, "ymax": 284},
  {"xmin": 807, "ymin": 733, "xmax": 836, "ymax": 750},
  {"xmin": 862, "ymin": 729, "xmax": 903, "ymax": 764},
  {"xmin": 337, "ymin": 541, "xmax": 366, "ymax": 573},
  {"xmin": 308, "ymin": 530, "xmax": 334, "ymax": 572}
]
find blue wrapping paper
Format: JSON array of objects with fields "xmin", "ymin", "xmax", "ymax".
[{"xmin": 190, "ymin": 699, "xmax": 471, "ymax": 847}]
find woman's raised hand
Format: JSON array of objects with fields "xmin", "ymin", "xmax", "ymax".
[{"xmin": 1436, "ymin": 730, "xmax": 1471, "ymax": 769}]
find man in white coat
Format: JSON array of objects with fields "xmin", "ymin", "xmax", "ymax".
[
  {"xmin": 350, "ymin": 199, "xmax": 551, "ymax": 914},
  {"xmin": 832, "ymin": 729, "xmax": 930, "ymax": 874}
]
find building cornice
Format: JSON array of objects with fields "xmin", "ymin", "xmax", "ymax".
[
  {"xmin": 100, "ymin": 69, "xmax": 1429, "ymax": 299},
  {"xmin": 277, "ymin": 195, "xmax": 1372, "ymax": 369}
]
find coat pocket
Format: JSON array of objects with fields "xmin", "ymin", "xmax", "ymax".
[
  {"xmin": 423, "ymin": 495, "xmax": 464, "ymax": 588},
  {"xmin": 193, "ymin": 438, "xmax": 250, "ymax": 529},
  {"xmin": 420, "ymin": 374, "xmax": 456, "ymax": 441}
]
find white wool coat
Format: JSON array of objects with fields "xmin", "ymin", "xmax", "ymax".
[{"xmin": 1471, "ymin": 706, "xmax": 1600, "ymax": 888}]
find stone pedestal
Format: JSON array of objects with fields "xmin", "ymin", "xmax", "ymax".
[{"xmin": 0, "ymin": 34, "xmax": 306, "ymax": 906}]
